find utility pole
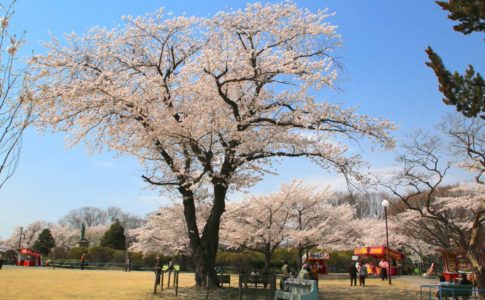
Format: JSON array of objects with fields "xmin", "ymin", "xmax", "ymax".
[
  {"xmin": 18, "ymin": 226, "xmax": 23, "ymax": 249},
  {"xmin": 17, "ymin": 227, "xmax": 23, "ymax": 266}
]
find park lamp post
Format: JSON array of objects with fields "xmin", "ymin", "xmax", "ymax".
[{"xmin": 381, "ymin": 199, "xmax": 392, "ymax": 285}]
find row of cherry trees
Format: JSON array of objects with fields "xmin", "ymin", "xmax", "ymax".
[
  {"xmin": 130, "ymin": 181, "xmax": 359, "ymax": 269},
  {"xmin": 0, "ymin": 206, "xmax": 143, "ymax": 251}
]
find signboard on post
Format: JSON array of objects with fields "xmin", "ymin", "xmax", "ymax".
[{"xmin": 352, "ymin": 256, "xmax": 359, "ymax": 261}]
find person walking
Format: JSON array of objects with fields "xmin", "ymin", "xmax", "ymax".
[
  {"xmin": 358, "ymin": 261, "xmax": 368, "ymax": 287},
  {"xmin": 349, "ymin": 262, "xmax": 358, "ymax": 286}
]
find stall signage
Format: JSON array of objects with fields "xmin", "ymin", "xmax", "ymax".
[
  {"xmin": 20, "ymin": 248, "xmax": 40, "ymax": 256},
  {"xmin": 354, "ymin": 247, "xmax": 368, "ymax": 255},
  {"xmin": 309, "ymin": 253, "xmax": 324, "ymax": 259},
  {"xmin": 369, "ymin": 247, "xmax": 384, "ymax": 255}
]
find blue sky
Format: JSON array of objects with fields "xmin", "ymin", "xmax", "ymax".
[{"xmin": 1, "ymin": 0, "xmax": 483, "ymax": 238}]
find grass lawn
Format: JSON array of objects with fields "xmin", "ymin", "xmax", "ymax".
[{"xmin": 0, "ymin": 266, "xmax": 436, "ymax": 299}]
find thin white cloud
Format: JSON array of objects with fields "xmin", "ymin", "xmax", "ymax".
[{"xmin": 92, "ymin": 161, "xmax": 117, "ymax": 168}]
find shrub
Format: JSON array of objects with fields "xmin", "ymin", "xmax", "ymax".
[
  {"xmin": 50, "ymin": 247, "xmax": 68, "ymax": 259},
  {"xmin": 68, "ymin": 247, "xmax": 88, "ymax": 260},
  {"xmin": 327, "ymin": 250, "xmax": 354, "ymax": 272},
  {"xmin": 111, "ymin": 250, "xmax": 127, "ymax": 263},
  {"xmin": 216, "ymin": 250, "xmax": 264, "ymax": 272},
  {"xmin": 130, "ymin": 252, "xmax": 143, "ymax": 265},
  {"xmin": 272, "ymin": 248, "xmax": 299, "ymax": 268},
  {"xmin": 88, "ymin": 246, "xmax": 115, "ymax": 263}
]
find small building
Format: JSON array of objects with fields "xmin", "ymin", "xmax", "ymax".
[
  {"xmin": 440, "ymin": 249, "xmax": 484, "ymax": 282},
  {"xmin": 16, "ymin": 248, "xmax": 42, "ymax": 267},
  {"xmin": 303, "ymin": 252, "xmax": 330, "ymax": 275}
]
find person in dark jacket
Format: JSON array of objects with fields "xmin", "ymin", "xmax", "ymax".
[
  {"xmin": 459, "ymin": 273, "xmax": 473, "ymax": 285},
  {"xmin": 349, "ymin": 262, "xmax": 357, "ymax": 286}
]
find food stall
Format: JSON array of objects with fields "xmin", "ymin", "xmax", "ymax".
[
  {"xmin": 302, "ymin": 252, "xmax": 330, "ymax": 276},
  {"xmin": 354, "ymin": 246, "xmax": 405, "ymax": 276},
  {"xmin": 440, "ymin": 250, "xmax": 480, "ymax": 282},
  {"xmin": 16, "ymin": 248, "xmax": 42, "ymax": 267}
]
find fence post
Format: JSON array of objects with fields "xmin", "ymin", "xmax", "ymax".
[
  {"xmin": 205, "ymin": 273, "xmax": 209, "ymax": 300},
  {"xmin": 270, "ymin": 274, "xmax": 275, "ymax": 300},
  {"xmin": 174, "ymin": 271, "xmax": 178, "ymax": 296},
  {"xmin": 153, "ymin": 267, "xmax": 161, "ymax": 294},
  {"xmin": 238, "ymin": 274, "xmax": 242, "ymax": 300}
]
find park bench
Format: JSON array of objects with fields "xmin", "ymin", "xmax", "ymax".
[
  {"xmin": 275, "ymin": 278, "xmax": 318, "ymax": 300},
  {"xmin": 239, "ymin": 274, "xmax": 272, "ymax": 288},
  {"xmin": 217, "ymin": 274, "xmax": 231, "ymax": 287},
  {"xmin": 437, "ymin": 285, "xmax": 473, "ymax": 300},
  {"xmin": 238, "ymin": 274, "xmax": 276, "ymax": 300}
]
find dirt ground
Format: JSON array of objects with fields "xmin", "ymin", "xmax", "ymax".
[{"xmin": 0, "ymin": 266, "xmax": 438, "ymax": 299}]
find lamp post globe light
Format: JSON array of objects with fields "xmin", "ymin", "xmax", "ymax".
[{"xmin": 381, "ymin": 200, "xmax": 392, "ymax": 285}]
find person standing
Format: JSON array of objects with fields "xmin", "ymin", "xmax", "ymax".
[
  {"xmin": 358, "ymin": 261, "xmax": 368, "ymax": 287},
  {"xmin": 0, "ymin": 254, "xmax": 4, "ymax": 270},
  {"xmin": 124, "ymin": 256, "xmax": 131, "ymax": 272},
  {"xmin": 298, "ymin": 264, "xmax": 311, "ymax": 280},
  {"xmin": 459, "ymin": 273, "xmax": 472, "ymax": 285},
  {"xmin": 280, "ymin": 260, "xmax": 290, "ymax": 290},
  {"xmin": 80, "ymin": 253, "xmax": 87, "ymax": 270},
  {"xmin": 349, "ymin": 262, "xmax": 357, "ymax": 286},
  {"xmin": 379, "ymin": 258, "xmax": 388, "ymax": 281}
]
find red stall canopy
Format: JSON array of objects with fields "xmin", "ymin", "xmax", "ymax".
[
  {"xmin": 354, "ymin": 246, "xmax": 405, "ymax": 261},
  {"xmin": 17, "ymin": 248, "xmax": 42, "ymax": 267}
]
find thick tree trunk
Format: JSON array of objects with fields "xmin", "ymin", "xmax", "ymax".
[
  {"xmin": 192, "ymin": 243, "xmax": 219, "ymax": 288},
  {"xmin": 469, "ymin": 254, "xmax": 485, "ymax": 300},
  {"xmin": 477, "ymin": 270, "xmax": 485, "ymax": 300},
  {"xmin": 180, "ymin": 182, "xmax": 228, "ymax": 288},
  {"xmin": 263, "ymin": 245, "xmax": 272, "ymax": 272},
  {"xmin": 297, "ymin": 246, "xmax": 304, "ymax": 270}
]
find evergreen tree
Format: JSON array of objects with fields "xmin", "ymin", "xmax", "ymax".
[
  {"xmin": 33, "ymin": 229, "xmax": 55, "ymax": 256},
  {"xmin": 426, "ymin": 0, "xmax": 485, "ymax": 119},
  {"xmin": 437, "ymin": 0, "xmax": 485, "ymax": 35},
  {"xmin": 100, "ymin": 219, "xmax": 126, "ymax": 250}
]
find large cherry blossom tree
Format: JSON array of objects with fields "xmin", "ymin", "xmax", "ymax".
[{"xmin": 26, "ymin": 2, "xmax": 394, "ymax": 286}]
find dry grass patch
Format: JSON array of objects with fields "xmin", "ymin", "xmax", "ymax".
[
  {"xmin": 1, "ymin": 267, "xmax": 165, "ymax": 299},
  {"xmin": 0, "ymin": 267, "xmax": 435, "ymax": 299}
]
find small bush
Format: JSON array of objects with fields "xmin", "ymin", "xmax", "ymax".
[
  {"xmin": 130, "ymin": 252, "xmax": 143, "ymax": 265},
  {"xmin": 68, "ymin": 247, "xmax": 88, "ymax": 260},
  {"xmin": 142, "ymin": 252, "xmax": 170, "ymax": 267},
  {"xmin": 50, "ymin": 247, "xmax": 68, "ymax": 259},
  {"xmin": 111, "ymin": 250, "xmax": 126, "ymax": 263},
  {"xmin": 88, "ymin": 246, "xmax": 115, "ymax": 263}
]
